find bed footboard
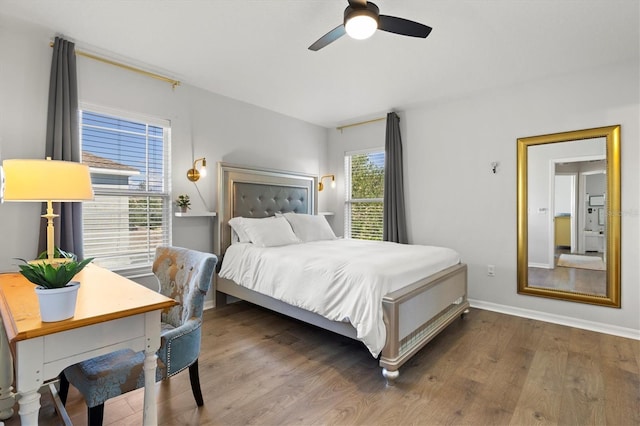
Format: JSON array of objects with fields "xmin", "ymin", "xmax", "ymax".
[{"xmin": 379, "ymin": 263, "xmax": 469, "ymax": 384}]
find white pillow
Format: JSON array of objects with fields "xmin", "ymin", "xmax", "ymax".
[
  {"xmin": 228, "ymin": 217, "xmax": 253, "ymax": 243},
  {"xmin": 231, "ymin": 216, "xmax": 300, "ymax": 247},
  {"xmin": 280, "ymin": 212, "xmax": 337, "ymax": 242}
]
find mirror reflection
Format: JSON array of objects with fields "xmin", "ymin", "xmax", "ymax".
[{"xmin": 517, "ymin": 126, "xmax": 620, "ymax": 307}]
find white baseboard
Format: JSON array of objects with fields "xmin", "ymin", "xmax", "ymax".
[{"xmin": 469, "ymin": 299, "xmax": 640, "ymax": 341}]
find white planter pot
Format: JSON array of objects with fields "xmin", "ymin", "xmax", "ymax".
[{"xmin": 34, "ymin": 281, "xmax": 80, "ymax": 322}]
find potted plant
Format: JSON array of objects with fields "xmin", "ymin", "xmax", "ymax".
[
  {"xmin": 17, "ymin": 248, "xmax": 93, "ymax": 322},
  {"xmin": 176, "ymin": 194, "xmax": 191, "ymax": 213}
]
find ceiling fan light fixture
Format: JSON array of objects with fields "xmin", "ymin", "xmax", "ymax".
[
  {"xmin": 345, "ymin": 13, "xmax": 378, "ymax": 40},
  {"xmin": 344, "ymin": 4, "xmax": 379, "ymax": 40}
]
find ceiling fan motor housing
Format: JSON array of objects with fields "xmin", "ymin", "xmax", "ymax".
[{"xmin": 344, "ymin": 2, "xmax": 380, "ymax": 22}]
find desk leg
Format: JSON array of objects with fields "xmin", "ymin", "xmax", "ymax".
[
  {"xmin": 142, "ymin": 309, "xmax": 161, "ymax": 426},
  {"xmin": 0, "ymin": 322, "xmax": 14, "ymax": 420},
  {"xmin": 17, "ymin": 390, "xmax": 39, "ymax": 425},
  {"xmin": 142, "ymin": 350, "xmax": 158, "ymax": 426}
]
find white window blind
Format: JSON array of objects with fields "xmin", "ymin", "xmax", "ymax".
[
  {"xmin": 344, "ymin": 149, "xmax": 385, "ymax": 241},
  {"xmin": 80, "ymin": 108, "xmax": 171, "ymax": 277}
]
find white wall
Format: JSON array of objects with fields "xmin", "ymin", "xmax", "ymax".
[
  {"xmin": 328, "ymin": 60, "xmax": 640, "ymax": 336},
  {"xmin": 554, "ymin": 176, "xmax": 571, "ymax": 215},
  {"xmin": 0, "ymin": 15, "xmax": 328, "ymax": 299}
]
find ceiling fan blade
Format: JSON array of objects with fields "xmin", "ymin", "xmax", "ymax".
[
  {"xmin": 308, "ymin": 24, "xmax": 346, "ymax": 51},
  {"xmin": 378, "ymin": 15, "xmax": 432, "ymax": 38},
  {"xmin": 347, "ymin": 0, "xmax": 367, "ymax": 7}
]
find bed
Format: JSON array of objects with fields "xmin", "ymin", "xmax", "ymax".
[{"xmin": 214, "ymin": 162, "xmax": 469, "ymax": 383}]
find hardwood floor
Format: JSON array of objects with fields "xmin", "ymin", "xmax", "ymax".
[
  {"xmin": 528, "ymin": 248, "xmax": 607, "ymax": 296},
  {"xmin": 6, "ymin": 302, "xmax": 639, "ymax": 425}
]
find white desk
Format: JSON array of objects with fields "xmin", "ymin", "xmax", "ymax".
[{"xmin": 0, "ymin": 265, "xmax": 176, "ymax": 425}]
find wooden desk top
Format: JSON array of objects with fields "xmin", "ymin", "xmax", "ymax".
[{"xmin": 0, "ymin": 264, "xmax": 176, "ymax": 343}]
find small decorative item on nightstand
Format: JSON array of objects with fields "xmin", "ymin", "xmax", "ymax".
[{"xmin": 176, "ymin": 194, "xmax": 191, "ymax": 213}]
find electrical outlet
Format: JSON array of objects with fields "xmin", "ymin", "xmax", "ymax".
[{"xmin": 487, "ymin": 265, "xmax": 495, "ymax": 277}]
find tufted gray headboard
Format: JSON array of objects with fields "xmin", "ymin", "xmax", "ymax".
[
  {"xmin": 233, "ymin": 182, "xmax": 309, "ymax": 218},
  {"xmin": 216, "ymin": 162, "xmax": 317, "ymax": 255}
]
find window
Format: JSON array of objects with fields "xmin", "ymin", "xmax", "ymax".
[
  {"xmin": 80, "ymin": 108, "xmax": 171, "ymax": 277},
  {"xmin": 344, "ymin": 149, "xmax": 385, "ymax": 240}
]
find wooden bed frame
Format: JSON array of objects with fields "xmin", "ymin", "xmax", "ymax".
[{"xmin": 214, "ymin": 162, "xmax": 469, "ymax": 383}]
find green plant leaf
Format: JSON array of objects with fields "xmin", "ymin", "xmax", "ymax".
[{"xmin": 16, "ymin": 257, "xmax": 95, "ymax": 289}]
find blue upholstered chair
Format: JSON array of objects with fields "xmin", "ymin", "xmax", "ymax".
[{"xmin": 59, "ymin": 246, "xmax": 217, "ymax": 426}]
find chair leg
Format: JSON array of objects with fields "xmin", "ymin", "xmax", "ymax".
[
  {"xmin": 188, "ymin": 359, "xmax": 204, "ymax": 406},
  {"xmin": 60, "ymin": 373, "xmax": 104, "ymax": 426},
  {"xmin": 88, "ymin": 404, "xmax": 105, "ymax": 426},
  {"xmin": 58, "ymin": 373, "xmax": 69, "ymax": 405}
]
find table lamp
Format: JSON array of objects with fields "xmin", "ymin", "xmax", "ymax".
[{"xmin": 1, "ymin": 158, "xmax": 94, "ymax": 261}]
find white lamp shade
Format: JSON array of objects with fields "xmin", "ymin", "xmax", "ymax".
[{"xmin": 2, "ymin": 159, "xmax": 94, "ymax": 202}]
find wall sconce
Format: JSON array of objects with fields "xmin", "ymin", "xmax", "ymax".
[
  {"xmin": 318, "ymin": 174, "xmax": 336, "ymax": 192},
  {"xmin": 187, "ymin": 157, "xmax": 207, "ymax": 182},
  {"xmin": 2, "ymin": 158, "xmax": 94, "ymax": 261},
  {"xmin": 491, "ymin": 162, "xmax": 499, "ymax": 174}
]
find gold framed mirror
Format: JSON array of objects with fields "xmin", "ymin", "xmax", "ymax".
[{"xmin": 517, "ymin": 125, "xmax": 621, "ymax": 307}]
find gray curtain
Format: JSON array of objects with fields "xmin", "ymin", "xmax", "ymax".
[
  {"xmin": 383, "ymin": 112, "xmax": 408, "ymax": 243},
  {"xmin": 37, "ymin": 37, "xmax": 84, "ymax": 258}
]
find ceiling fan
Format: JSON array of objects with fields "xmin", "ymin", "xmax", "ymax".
[{"xmin": 308, "ymin": 0, "xmax": 432, "ymax": 51}]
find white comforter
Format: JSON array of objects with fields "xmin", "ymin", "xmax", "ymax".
[{"xmin": 218, "ymin": 239, "xmax": 460, "ymax": 357}]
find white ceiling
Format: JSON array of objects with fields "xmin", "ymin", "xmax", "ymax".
[{"xmin": 1, "ymin": 0, "xmax": 638, "ymax": 128}]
